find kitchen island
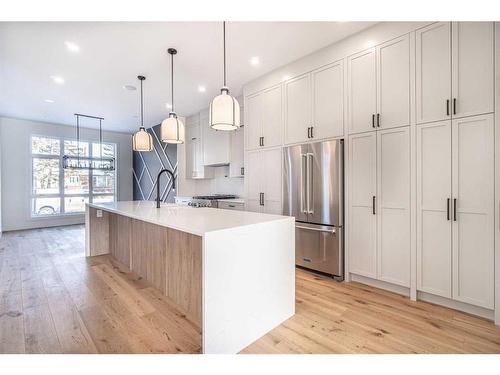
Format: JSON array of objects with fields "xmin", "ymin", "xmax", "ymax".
[{"xmin": 85, "ymin": 201, "xmax": 295, "ymax": 354}]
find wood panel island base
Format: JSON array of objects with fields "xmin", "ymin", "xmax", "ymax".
[{"xmin": 85, "ymin": 201, "xmax": 295, "ymax": 354}]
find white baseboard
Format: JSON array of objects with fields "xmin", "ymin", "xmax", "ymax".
[
  {"xmin": 349, "ymin": 273, "xmax": 410, "ymax": 297},
  {"xmin": 418, "ymin": 291, "xmax": 494, "ymax": 321}
]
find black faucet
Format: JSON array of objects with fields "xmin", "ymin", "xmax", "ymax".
[{"xmin": 156, "ymin": 169, "xmax": 176, "ymax": 208}]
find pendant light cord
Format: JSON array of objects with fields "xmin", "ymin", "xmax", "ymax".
[
  {"xmin": 171, "ymin": 52, "xmax": 174, "ymax": 112},
  {"xmin": 223, "ymin": 21, "xmax": 226, "ymax": 87},
  {"xmin": 140, "ymin": 78, "xmax": 144, "ymax": 128}
]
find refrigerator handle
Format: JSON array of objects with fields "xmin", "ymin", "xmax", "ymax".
[
  {"xmin": 307, "ymin": 152, "xmax": 314, "ymax": 214},
  {"xmin": 300, "ymin": 154, "xmax": 307, "ymax": 213}
]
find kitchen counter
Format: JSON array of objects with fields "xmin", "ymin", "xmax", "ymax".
[
  {"xmin": 85, "ymin": 201, "xmax": 295, "ymax": 354},
  {"xmin": 88, "ymin": 200, "xmax": 276, "ymax": 237}
]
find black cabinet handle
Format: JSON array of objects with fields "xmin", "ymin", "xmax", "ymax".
[
  {"xmin": 453, "ymin": 198, "xmax": 457, "ymax": 221},
  {"xmin": 446, "ymin": 99, "xmax": 450, "ymax": 116},
  {"xmin": 259, "ymin": 192, "xmax": 265, "ymax": 206},
  {"xmin": 307, "ymin": 127, "xmax": 310, "ymax": 138},
  {"xmin": 261, "ymin": 137, "xmax": 264, "ymax": 147},
  {"xmin": 241, "ymin": 167, "xmax": 244, "ymax": 176},
  {"xmin": 377, "ymin": 113, "xmax": 380, "ymax": 127},
  {"xmin": 310, "ymin": 126, "xmax": 314, "ymax": 138},
  {"xmin": 372, "ymin": 196, "xmax": 376, "ymax": 215},
  {"xmin": 447, "ymin": 198, "xmax": 450, "ymax": 220},
  {"xmin": 453, "ymin": 98, "xmax": 457, "ymax": 115},
  {"xmin": 372, "ymin": 114, "xmax": 375, "ymax": 128}
]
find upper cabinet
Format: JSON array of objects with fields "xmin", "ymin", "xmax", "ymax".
[
  {"xmin": 284, "ymin": 60, "xmax": 344, "ymax": 144},
  {"xmin": 348, "ymin": 34, "xmax": 410, "ymax": 134},
  {"xmin": 201, "ymin": 110, "xmax": 231, "ymax": 166},
  {"xmin": 245, "ymin": 85, "xmax": 282, "ymax": 150},
  {"xmin": 416, "ymin": 22, "xmax": 493, "ymax": 124},
  {"xmin": 185, "ymin": 115, "xmax": 214, "ymax": 180},
  {"xmin": 229, "ymin": 124, "xmax": 244, "ymax": 178}
]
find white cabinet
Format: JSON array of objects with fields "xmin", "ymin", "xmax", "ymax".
[
  {"xmin": 348, "ymin": 48, "xmax": 377, "ymax": 134},
  {"xmin": 229, "ymin": 125, "xmax": 244, "ymax": 178},
  {"xmin": 416, "ymin": 22, "xmax": 452, "ymax": 124},
  {"xmin": 416, "ymin": 114, "xmax": 494, "ymax": 309},
  {"xmin": 348, "ymin": 127, "xmax": 410, "ymax": 287},
  {"xmin": 451, "ymin": 22, "xmax": 494, "ymax": 119},
  {"xmin": 201, "ymin": 110, "xmax": 231, "ymax": 166},
  {"xmin": 451, "ymin": 114, "xmax": 494, "ymax": 309},
  {"xmin": 348, "ymin": 34, "xmax": 410, "ymax": 134},
  {"xmin": 348, "ymin": 132, "xmax": 377, "ymax": 278},
  {"xmin": 416, "ymin": 22, "xmax": 494, "ymax": 124},
  {"xmin": 284, "ymin": 74, "xmax": 311, "ymax": 144},
  {"xmin": 416, "ymin": 120, "xmax": 452, "ymax": 298},
  {"xmin": 185, "ymin": 115, "xmax": 214, "ymax": 179},
  {"xmin": 284, "ymin": 61, "xmax": 344, "ymax": 144},
  {"xmin": 245, "ymin": 85, "xmax": 282, "ymax": 150},
  {"xmin": 245, "ymin": 148, "xmax": 282, "ymax": 215}
]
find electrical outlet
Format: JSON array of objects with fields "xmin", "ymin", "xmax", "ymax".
[{"xmin": 96, "ymin": 209, "xmax": 103, "ymax": 218}]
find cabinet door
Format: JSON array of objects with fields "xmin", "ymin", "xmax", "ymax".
[
  {"xmin": 377, "ymin": 35, "xmax": 410, "ymax": 129},
  {"xmin": 348, "ymin": 132, "xmax": 377, "ymax": 278},
  {"xmin": 452, "ymin": 114, "xmax": 494, "ymax": 308},
  {"xmin": 312, "ymin": 61, "xmax": 344, "ymax": 139},
  {"xmin": 245, "ymin": 150, "xmax": 262, "ymax": 213},
  {"xmin": 202, "ymin": 111, "xmax": 230, "ymax": 166},
  {"xmin": 245, "ymin": 93, "xmax": 262, "ymax": 150},
  {"xmin": 377, "ymin": 127, "xmax": 410, "ymax": 287},
  {"xmin": 261, "ymin": 85, "xmax": 283, "ymax": 148},
  {"xmin": 285, "ymin": 74, "xmax": 311, "ymax": 144},
  {"xmin": 348, "ymin": 48, "xmax": 377, "ymax": 135},
  {"xmin": 262, "ymin": 148, "xmax": 282, "ymax": 215},
  {"xmin": 416, "ymin": 120, "xmax": 452, "ymax": 298},
  {"xmin": 452, "ymin": 22, "xmax": 494, "ymax": 119},
  {"xmin": 416, "ymin": 22, "xmax": 451, "ymax": 124},
  {"xmin": 229, "ymin": 126, "xmax": 244, "ymax": 177},
  {"xmin": 185, "ymin": 126, "xmax": 196, "ymax": 179}
]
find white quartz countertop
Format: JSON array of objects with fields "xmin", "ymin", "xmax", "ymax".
[{"xmin": 87, "ymin": 201, "xmax": 291, "ymax": 237}]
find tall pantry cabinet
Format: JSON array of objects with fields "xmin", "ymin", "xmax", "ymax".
[{"xmin": 415, "ymin": 22, "xmax": 495, "ymax": 309}]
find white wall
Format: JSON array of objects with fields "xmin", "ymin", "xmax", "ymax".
[{"xmin": 0, "ymin": 116, "xmax": 133, "ymax": 231}]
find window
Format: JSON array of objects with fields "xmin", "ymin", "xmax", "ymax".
[{"xmin": 31, "ymin": 136, "xmax": 117, "ymax": 216}]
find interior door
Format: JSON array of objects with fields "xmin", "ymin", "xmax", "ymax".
[
  {"xmin": 416, "ymin": 22, "xmax": 451, "ymax": 124},
  {"xmin": 245, "ymin": 150, "xmax": 262, "ymax": 213},
  {"xmin": 308, "ymin": 140, "xmax": 343, "ymax": 226},
  {"xmin": 285, "ymin": 74, "xmax": 311, "ymax": 145},
  {"xmin": 452, "ymin": 114, "xmax": 494, "ymax": 309},
  {"xmin": 312, "ymin": 61, "xmax": 344, "ymax": 139},
  {"xmin": 348, "ymin": 132, "xmax": 377, "ymax": 278},
  {"xmin": 283, "ymin": 144, "xmax": 309, "ymax": 222},
  {"xmin": 451, "ymin": 22, "xmax": 494, "ymax": 119},
  {"xmin": 348, "ymin": 48, "xmax": 377, "ymax": 135},
  {"xmin": 245, "ymin": 93, "xmax": 261, "ymax": 150},
  {"xmin": 262, "ymin": 148, "xmax": 283, "ymax": 215},
  {"xmin": 377, "ymin": 127, "xmax": 410, "ymax": 287},
  {"xmin": 416, "ymin": 120, "xmax": 452, "ymax": 298},
  {"xmin": 377, "ymin": 34, "xmax": 410, "ymax": 129},
  {"xmin": 261, "ymin": 85, "xmax": 283, "ymax": 148}
]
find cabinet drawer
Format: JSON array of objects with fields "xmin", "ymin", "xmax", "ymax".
[{"xmin": 218, "ymin": 201, "xmax": 245, "ymax": 211}]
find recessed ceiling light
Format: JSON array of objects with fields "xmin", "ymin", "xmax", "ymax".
[
  {"xmin": 44, "ymin": 99, "xmax": 55, "ymax": 103},
  {"xmin": 50, "ymin": 75, "xmax": 65, "ymax": 85},
  {"xmin": 198, "ymin": 85, "xmax": 206, "ymax": 93},
  {"xmin": 250, "ymin": 56, "xmax": 260, "ymax": 66},
  {"xmin": 64, "ymin": 41, "xmax": 80, "ymax": 53},
  {"xmin": 166, "ymin": 103, "xmax": 172, "ymax": 109},
  {"xmin": 123, "ymin": 85, "xmax": 136, "ymax": 91}
]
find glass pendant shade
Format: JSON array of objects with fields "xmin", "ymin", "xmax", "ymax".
[
  {"xmin": 209, "ymin": 87, "xmax": 240, "ymax": 131},
  {"xmin": 161, "ymin": 112, "xmax": 185, "ymax": 144},
  {"xmin": 132, "ymin": 127, "xmax": 153, "ymax": 152}
]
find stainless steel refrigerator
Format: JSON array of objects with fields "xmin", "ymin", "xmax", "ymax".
[{"xmin": 283, "ymin": 139, "xmax": 344, "ymax": 280}]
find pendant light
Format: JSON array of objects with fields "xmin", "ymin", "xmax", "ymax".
[
  {"xmin": 209, "ymin": 21, "xmax": 240, "ymax": 131},
  {"xmin": 161, "ymin": 48, "xmax": 185, "ymax": 144},
  {"xmin": 132, "ymin": 75, "xmax": 153, "ymax": 152}
]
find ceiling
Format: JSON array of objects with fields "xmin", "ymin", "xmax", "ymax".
[{"xmin": 0, "ymin": 22, "xmax": 376, "ymax": 133}]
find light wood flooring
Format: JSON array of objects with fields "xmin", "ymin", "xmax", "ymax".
[{"xmin": 1, "ymin": 225, "xmax": 500, "ymax": 354}]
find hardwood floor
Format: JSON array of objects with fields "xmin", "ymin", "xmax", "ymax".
[{"xmin": 1, "ymin": 225, "xmax": 499, "ymax": 354}]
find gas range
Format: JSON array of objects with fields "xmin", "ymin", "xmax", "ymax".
[{"xmin": 188, "ymin": 195, "xmax": 237, "ymax": 208}]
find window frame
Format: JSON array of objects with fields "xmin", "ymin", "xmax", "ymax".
[{"xmin": 30, "ymin": 134, "xmax": 118, "ymax": 218}]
